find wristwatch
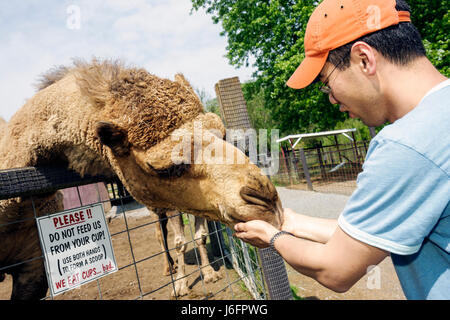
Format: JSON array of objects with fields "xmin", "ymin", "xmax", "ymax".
[{"xmin": 269, "ymin": 231, "xmax": 294, "ymax": 254}]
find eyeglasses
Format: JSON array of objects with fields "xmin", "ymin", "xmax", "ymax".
[{"xmin": 319, "ymin": 60, "xmax": 343, "ymax": 95}]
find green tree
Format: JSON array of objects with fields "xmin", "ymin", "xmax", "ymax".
[
  {"xmin": 241, "ymin": 81, "xmax": 278, "ymax": 130},
  {"xmin": 192, "ymin": 0, "xmax": 342, "ymax": 136},
  {"xmin": 195, "ymin": 87, "xmax": 222, "ymax": 118},
  {"xmin": 408, "ymin": 0, "xmax": 449, "ymax": 76},
  {"xmin": 191, "ymin": 0, "xmax": 449, "ymax": 135}
]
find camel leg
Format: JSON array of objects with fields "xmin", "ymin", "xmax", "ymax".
[
  {"xmin": 10, "ymin": 260, "xmax": 48, "ymax": 300},
  {"xmin": 167, "ymin": 211, "xmax": 189, "ymax": 298},
  {"xmin": 152, "ymin": 208, "xmax": 176, "ymax": 276},
  {"xmin": 194, "ymin": 217, "xmax": 222, "ymax": 283},
  {"xmin": 9, "ymin": 192, "xmax": 63, "ymax": 300}
]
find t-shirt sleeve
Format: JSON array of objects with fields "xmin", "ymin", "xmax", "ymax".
[{"xmin": 338, "ymin": 139, "xmax": 450, "ymax": 255}]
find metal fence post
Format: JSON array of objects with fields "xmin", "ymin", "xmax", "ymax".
[{"xmin": 258, "ymin": 247, "xmax": 293, "ymax": 300}]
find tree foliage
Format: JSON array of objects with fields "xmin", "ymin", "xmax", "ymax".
[
  {"xmin": 241, "ymin": 81, "xmax": 278, "ymax": 130},
  {"xmin": 191, "ymin": 0, "xmax": 449, "ymax": 135},
  {"xmin": 409, "ymin": 0, "xmax": 449, "ymax": 76}
]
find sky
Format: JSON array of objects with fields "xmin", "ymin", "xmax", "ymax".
[{"xmin": 0, "ymin": 0, "xmax": 255, "ymax": 121}]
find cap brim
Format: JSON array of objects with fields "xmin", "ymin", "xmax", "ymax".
[{"xmin": 286, "ymin": 51, "xmax": 329, "ymax": 89}]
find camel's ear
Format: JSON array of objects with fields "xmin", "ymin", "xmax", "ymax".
[{"xmin": 95, "ymin": 122, "xmax": 130, "ymax": 156}]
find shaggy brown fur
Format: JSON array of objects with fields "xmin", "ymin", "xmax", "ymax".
[
  {"xmin": 34, "ymin": 65, "xmax": 70, "ymax": 91},
  {"xmin": 36, "ymin": 59, "xmax": 203, "ymax": 150},
  {"xmin": 0, "ymin": 58, "xmax": 283, "ymax": 300}
]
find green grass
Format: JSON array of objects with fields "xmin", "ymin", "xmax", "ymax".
[{"xmin": 290, "ymin": 285, "xmax": 304, "ymax": 300}]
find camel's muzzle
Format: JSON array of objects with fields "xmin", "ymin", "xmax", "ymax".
[{"xmin": 239, "ymin": 186, "xmax": 283, "ymax": 228}]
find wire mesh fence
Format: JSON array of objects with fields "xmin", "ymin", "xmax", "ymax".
[
  {"xmin": 0, "ymin": 167, "xmax": 292, "ymax": 300},
  {"xmin": 270, "ymin": 141, "xmax": 369, "ymax": 196},
  {"xmin": 0, "ymin": 139, "xmax": 368, "ymax": 300}
]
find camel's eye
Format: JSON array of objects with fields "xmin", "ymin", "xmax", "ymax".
[{"xmin": 150, "ymin": 163, "xmax": 190, "ymax": 178}]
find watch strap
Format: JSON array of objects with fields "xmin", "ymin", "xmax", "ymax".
[{"xmin": 269, "ymin": 230, "xmax": 294, "ymax": 254}]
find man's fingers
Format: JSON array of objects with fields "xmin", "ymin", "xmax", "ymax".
[
  {"xmin": 234, "ymin": 223, "xmax": 247, "ymax": 239},
  {"xmin": 234, "ymin": 222, "xmax": 246, "ymax": 232}
]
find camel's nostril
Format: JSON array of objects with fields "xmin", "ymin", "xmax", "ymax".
[
  {"xmin": 238, "ymin": 185, "xmax": 283, "ymax": 228},
  {"xmin": 274, "ymin": 198, "xmax": 284, "ymax": 229},
  {"xmin": 240, "ymin": 186, "xmax": 272, "ymax": 208}
]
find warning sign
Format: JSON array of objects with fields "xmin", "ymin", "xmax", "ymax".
[{"xmin": 37, "ymin": 203, "xmax": 117, "ymax": 296}]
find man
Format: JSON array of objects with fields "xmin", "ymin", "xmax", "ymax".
[{"xmin": 234, "ymin": 0, "xmax": 449, "ymax": 299}]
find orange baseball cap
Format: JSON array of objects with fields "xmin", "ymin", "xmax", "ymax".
[{"xmin": 287, "ymin": 0, "xmax": 411, "ymax": 89}]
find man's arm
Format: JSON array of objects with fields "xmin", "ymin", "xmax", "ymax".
[
  {"xmin": 275, "ymin": 226, "xmax": 388, "ymax": 292},
  {"xmin": 281, "ymin": 208, "xmax": 338, "ymax": 244},
  {"xmin": 234, "ymin": 220, "xmax": 388, "ymax": 292}
]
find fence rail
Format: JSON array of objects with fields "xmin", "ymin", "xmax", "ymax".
[{"xmin": 0, "ymin": 166, "xmax": 111, "ymax": 200}]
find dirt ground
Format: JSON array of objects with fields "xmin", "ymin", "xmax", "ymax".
[{"xmin": 0, "ymin": 210, "xmax": 252, "ymax": 300}]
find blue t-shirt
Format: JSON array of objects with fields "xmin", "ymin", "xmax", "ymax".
[{"xmin": 338, "ymin": 80, "xmax": 450, "ymax": 300}]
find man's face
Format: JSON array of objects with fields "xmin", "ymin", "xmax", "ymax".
[{"xmin": 319, "ymin": 61, "xmax": 387, "ymax": 127}]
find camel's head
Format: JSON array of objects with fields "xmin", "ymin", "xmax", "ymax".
[{"xmin": 76, "ymin": 60, "xmax": 283, "ymax": 228}]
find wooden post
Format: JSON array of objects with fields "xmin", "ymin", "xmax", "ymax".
[
  {"xmin": 351, "ymin": 131, "xmax": 360, "ymax": 162},
  {"xmin": 289, "ymin": 149, "xmax": 303, "ymax": 183},
  {"xmin": 299, "ymin": 148, "xmax": 313, "ymax": 191},
  {"xmin": 334, "ymin": 135, "xmax": 343, "ymax": 164},
  {"xmin": 280, "ymin": 146, "xmax": 294, "ymax": 185},
  {"xmin": 317, "ymin": 141, "xmax": 327, "ymax": 179}
]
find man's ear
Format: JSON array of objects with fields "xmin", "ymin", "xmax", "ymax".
[
  {"xmin": 351, "ymin": 41, "xmax": 377, "ymax": 76},
  {"xmin": 95, "ymin": 121, "xmax": 130, "ymax": 156}
]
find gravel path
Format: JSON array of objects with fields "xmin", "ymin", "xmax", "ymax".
[
  {"xmin": 276, "ymin": 186, "xmax": 406, "ymax": 300},
  {"xmin": 277, "ymin": 186, "xmax": 349, "ymax": 219}
]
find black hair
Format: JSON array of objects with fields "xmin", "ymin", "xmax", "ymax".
[{"xmin": 327, "ymin": 0, "xmax": 427, "ymax": 69}]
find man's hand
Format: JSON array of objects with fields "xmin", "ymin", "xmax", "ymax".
[{"xmin": 234, "ymin": 220, "xmax": 279, "ymax": 248}]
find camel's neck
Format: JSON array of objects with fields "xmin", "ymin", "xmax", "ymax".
[{"xmin": 0, "ymin": 76, "xmax": 114, "ymax": 178}]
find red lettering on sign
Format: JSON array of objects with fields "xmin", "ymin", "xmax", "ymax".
[
  {"xmin": 55, "ymin": 279, "xmax": 66, "ymax": 289},
  {"xmin": 82, "ymin": 268, "xmax": 97, "ymax": 280},
  {"xmin": 53, "ymin": 211, "xmax": 86, "ymax": 229},
  {"xmin": 67, "ymin": 273, "xmax": 80, "ymax": 286},
  {"xmin": 102, "ymin": 262, "xmax": 114, "ymax": 272}
]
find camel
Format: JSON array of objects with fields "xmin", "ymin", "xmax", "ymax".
[{"xmin": 0, "ymin": 58, "xmax": 283, "ymax": 300}]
